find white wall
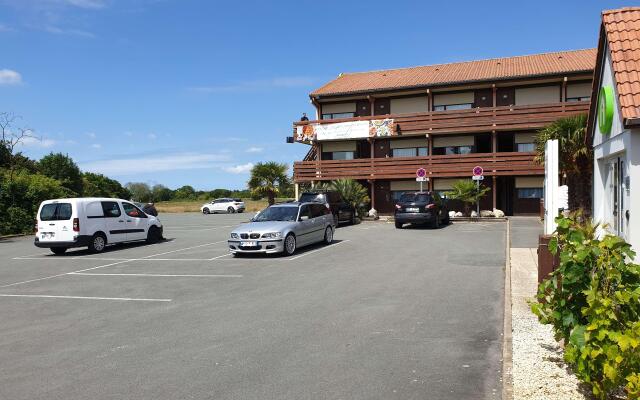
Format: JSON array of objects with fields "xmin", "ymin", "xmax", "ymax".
[
  {"xmin": 515, "ymin": 86, "xmax": 560, "ymax": 105},
  {"xmin": 592, "ymin": 43, "xmax": 640, "ymax": 258},
  {"xmin": 390, "ymin": 97, "xmax": 428, "ymax": 114}
]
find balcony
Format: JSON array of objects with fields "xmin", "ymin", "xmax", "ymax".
[
  {"xmin": 293, "ymin": 152, "xmax": 543, "ymax": 182},
  {"xmin": 293, "ymin": 101, "xmax": 589, "ymax": 138}
]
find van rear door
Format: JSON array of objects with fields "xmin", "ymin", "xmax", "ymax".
[{"xmin": 38, "ymin": 202, "xmax": 74, "ymax": 243}]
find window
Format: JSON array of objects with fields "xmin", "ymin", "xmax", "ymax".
[
  {"xmin": 517, "ymin": 143, "xmax": 535, "ymax": 152},
  {"xmin": 122, "ymin": 202, "xmax": 147, "ymax": 218},
  {"xmin": 566, "ymin": 96, "xmax": 590, "ymax": 102},
  {"xmin": 331, "ymin": 151, "xmax": 354, "ymax": 160},
  {"xmin": 310, "ymin": 204, "xmax": 329, "ymax": 218},
  {"xmin": 432, "ymin": 145, "xmax": 474, "ymax": 155},
  {"xmin": 321, "ymin": 112, "xmax": 355, "ymax": 120},
  {"xmin": 101, "ymin": 201, "xmax": 121, "ymax": 218},
  {"xmin": 39, "ymin": 203, "xmax": 72, "ymax": 221},
  {"xmin": 298, "ymin": 205, "xmax": 311, "ymax": 220},
  {"xmin": 517, "ymin": 188, "xmax": 543, "ymax": 199},
  {"xmin": 433, "ymin": 103, "xmax": 473, "ymax": 111},
  {"xmin": 392, "ymin": 147, "xmax": 428, "ymax": 157}
]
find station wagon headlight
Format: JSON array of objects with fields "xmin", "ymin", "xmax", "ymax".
[
  {"xmin": 261, "ymin": 232, "xmax": 282, "ymax": 239},
  {"xmin": 230, "ymin": 233, "xmax": 239, "ymax": 239}
]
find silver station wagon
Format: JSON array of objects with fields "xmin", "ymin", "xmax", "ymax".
[{"xmin": 228, "ymin": 202, "xmax": 336, "ymax": 256}]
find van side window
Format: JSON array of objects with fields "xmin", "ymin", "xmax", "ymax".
[
  {"xmin": 86, "ymin": 202, "xmax": 104, "ymax": 218},
  {"xmin": 122, "ymin": 202, "xmax": 147, "ymax": 218},
  {"xmin": 101, "ymin": 201, "xmax": 121, "ymax": 218}
]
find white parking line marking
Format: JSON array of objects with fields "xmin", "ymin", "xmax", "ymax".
[
  {"xmin": 209, "ymin": 253, "xmax": 232, "ymax": 261},
  {"xmin": 69, "ymin": 273, "xmax": 243, "ymax": 278},
  {"xmin": 287, "ymin": 240, "xmax": 351, "ymax": 261},
  {"xmin": 0, "ymin": 294, "xmax": 171, "ymax": 302},
  {"xmin": 1, "ymin": 241, "xmax": 228, "ymax": 288}
]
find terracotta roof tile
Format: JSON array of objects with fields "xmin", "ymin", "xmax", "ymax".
[
  {"xmin": 311, "ymin": 49, "xmax": 596, "ymax": 97},
  {"xmin": 602, "ymin": 7, "xmax": 640, "ymax": 120}
]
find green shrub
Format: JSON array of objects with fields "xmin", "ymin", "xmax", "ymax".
[{"xmin": 531, "ymin": 213, "xmax": 640, "ymax": 399}]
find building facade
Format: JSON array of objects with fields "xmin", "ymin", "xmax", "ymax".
[
  {"xmin": 588, "ymin": 7, "xmax": 640, "ymax": 254},
  {"xmin": 291, "ymin": 49, "xmax": 596, "ymax": 215}
]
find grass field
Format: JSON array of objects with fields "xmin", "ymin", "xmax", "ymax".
[{"xmin": 155, "ymin": 198, "xmax": 293, "ymax": 213}]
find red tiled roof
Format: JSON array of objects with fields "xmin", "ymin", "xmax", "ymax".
[
  {"xmin": 602, "ymin": 7, "xmax": 640, "ymax": 121},
  {"xmin": 311, "ymin": 49, "xmax": 597, "ymax": 97}
]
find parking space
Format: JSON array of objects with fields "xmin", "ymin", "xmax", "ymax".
[{"xmin": 0, "ymin": 213, "xmax": 506, "ymax": 400}]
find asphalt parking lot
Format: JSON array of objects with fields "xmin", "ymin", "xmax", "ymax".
[{"xmin": 0, "ymin": 213, "xmax": 508, "ymax": 400}]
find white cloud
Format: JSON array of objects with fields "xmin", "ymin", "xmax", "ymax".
[
  {"xmin": 42, "ymin": 25, "xmax": 95, "ymax": 38},
  {"xmin": 86, "ymin": 132, "xmax": 96, "ymax": 139},
  {"xmin": 222, "ymin": 162, "xmax": 254, "ymax": 174},
  {"xmin": 189, "ymin": 76, "xmax": 316, "ymax": 93},
  {"xmin": 0, "ymin": 69, "xmax": 22, "ymax": 85},
  {"xmin": 17, "ymin": 136, "xmax": 56, "ymax": 148},
  {"xmin": 81, "ymin": 152, "xmax": 232, "ymax": 176},
  {"xmin": 147, "ymin": 133, "xmax": 157, "ymax": 140},
  {"xmin": 246, "ymin": 146, "xmax": 263, "ymax": 153},
  {"xmin": 91, "ymin": 143, "xmax": 101, "ymax": 149},
  {"xmin": 64, "ymin": 0, "xmax": 106, "ymax": 9}
]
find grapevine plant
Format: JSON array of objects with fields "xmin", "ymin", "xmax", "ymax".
[{"xmin": 531, "ymin": 213, "xmax": 640, "ymax": 399}]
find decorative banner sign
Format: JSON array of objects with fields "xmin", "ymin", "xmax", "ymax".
[
  {"xmin": 598, "ymin": 86, "xmax": 614, "ymax": 135},
  {"xmin": 472, "ymin": 166, "xmax": 484, "ymax": 176},
  {"xmin": 295, "ymin": 119, "xmax": 396, "ymax": 142},
  {"xmin": 416, "ymin": 168, "xmax": 427, "ymax": 178}
]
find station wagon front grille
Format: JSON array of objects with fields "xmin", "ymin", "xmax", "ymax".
[
  {"xmin": 239, "ymin": 233, "xmax": 261, "ymax": 239},
  {"xmin": 240, "ymin": 233, "xmax": 248, "ymax": 239}
]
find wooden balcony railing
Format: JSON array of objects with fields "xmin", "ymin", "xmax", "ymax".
[
  {"xmin": 293, "ymin": 152, "xmax": 543, "ymax": 182},
  {"xmin": 293, "ymin": 101, "xmax": 589, "ymax": 137}
]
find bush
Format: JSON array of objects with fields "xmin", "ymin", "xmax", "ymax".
[
  {"xmin": 445, "ymin": 179, "xmax": 490, "ymax": 216},
  {"xmin": 531, "ymin": 213, "xmax": 640, "ymax": 399},
  {"xmin": 0, "ymin": 171, "xmax": 72, "ymax": 235}
]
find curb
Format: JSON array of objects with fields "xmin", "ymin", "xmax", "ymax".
[
  {"xmin": 502, "ymin": 218, "xmax": 514, "ymax": 400},
  {"xmin": 0, "ymin": 233, "xmax": 30, "ymax": 240}
]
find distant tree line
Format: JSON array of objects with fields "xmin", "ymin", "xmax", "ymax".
[{"xmin": 123, "ymin": 182, "xmax": 258, "ymax": 203}]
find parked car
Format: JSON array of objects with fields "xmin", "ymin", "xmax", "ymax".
[
  {"xmin": 228, "ymin": 202, "xmax": 336, "ymax": 256},
  {"xmin": 298, "ymin": 191, "xmax": 356, "ymax": 225},
  {"xmin": 394, "ymin": 191, "xmax": 449, "ymax": 229},
  {"xmin": 201, "ymin": 198, "xmax": 245, "ymax": 214},
  {"xmin": 35, "ymin": 197, "xmax": 164, "ymax": 255}
]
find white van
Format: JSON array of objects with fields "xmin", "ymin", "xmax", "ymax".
[{"xmin": 35, "ymin": 198, "xmax": 164, "ymax": 255}]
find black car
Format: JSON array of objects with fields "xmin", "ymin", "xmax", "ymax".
[
  {"xmin": 299, "ymin": 191, "xmax": 357, "ymax": 225},
  {"xmin": 394, "ymin": 191, "xmax": 449, "ymax": 229}
]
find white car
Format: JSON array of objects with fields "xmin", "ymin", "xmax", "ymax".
[
  {"xmin": 201, "ymin": 198, "xmax": 245, "ymax": 214},
  {"xmin": 35, "ymin": 197, "xmax": 164, "ymax": 255}
]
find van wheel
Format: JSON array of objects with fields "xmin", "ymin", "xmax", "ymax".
[
  {"xmin": 283, "ymin": 233, "xmax": 296, "ymax": 256},
  {"xmin": 202, "ymin": 208, "xmax": 210, "ymax": 214},
  {"xmin": 227, "ymin": 207, "xmax": 235, "ymax": 214},
  {"xmin": 88, "ymin": 233, "xmax": 106, "ymax": 253},
  {"xmin": 146, "ymin": 226, "xmax": 161, "ymax": 244},
  {"xmin": 50, "ymin": 247, "xmax": 67, "ymax": 255}
]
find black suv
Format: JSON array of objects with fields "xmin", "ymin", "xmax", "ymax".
[
  {"xmin": 299, "ymin": 191, "xmax": 357, "ymax": 225},
  {"xmin": 394, "ymin": 191, "xmax": 449, "ymax": 229}
]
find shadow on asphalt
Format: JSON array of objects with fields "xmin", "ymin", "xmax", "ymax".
[
  {"xmin": 232, "ymin": 239, "xmax": 347, "ymax": 259},
  {"xmin": 49, "ymin": 238, "xmax": 176, "ymax": 257}
]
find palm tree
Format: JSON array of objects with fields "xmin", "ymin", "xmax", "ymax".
[
  {"xmin": 534, "ymin": 113, "xmax": 591, "ymax": 214},
  {"xmin": 445, "ymin": 179, "xmax": 491, "ymax": 216},
  {"xmin": 248, "ymin": 162, "xmax": 290, "ymax": 205},
  {"xmin": 328, "ymin": 179, "xmax": 370, "ymax": 217}
]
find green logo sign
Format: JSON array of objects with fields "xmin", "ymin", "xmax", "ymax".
[{"xmin": 598, "ymin": 86, "xmax": 614, "ymax": 135}]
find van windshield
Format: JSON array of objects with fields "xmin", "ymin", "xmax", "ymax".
[{"xmin": 40, "ymin": 203, "xmax": 72, "ymax": 221}]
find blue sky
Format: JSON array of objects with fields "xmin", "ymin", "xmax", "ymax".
[{"xmin": 0, "ymin": 0, "xmax": 630, "ymax": 190}]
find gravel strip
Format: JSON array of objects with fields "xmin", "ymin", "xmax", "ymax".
[{"xmin": 510, "ymin": 248, "xmax": 590, "ymax": 400}]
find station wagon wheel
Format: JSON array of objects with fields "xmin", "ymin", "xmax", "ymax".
[
  {"xmin": 227, "ymin": 206, "xmax": 235, "ymax": 214},
  {"xmin": 89, "ymin": 233, "xmax": 106, "ymax": 253},
  {"xmin": 202, "ymin": 207, "xmax": 210, "ymax": 214},
  {"xmin": 324, "ymin": 226, "xmax": 333, "ymax": 244},
  {"xmin": 284, "ymin": 233, "xmax": 296, "ymax": 256}
]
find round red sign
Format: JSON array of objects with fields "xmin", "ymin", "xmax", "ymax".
[
  {"xmin": 473, "ymin": 166, "xmax": 483, "ymax": 176},
  {"xmin": 416, "ymin": 168, "xmax": 426, "ymax": 178}
]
